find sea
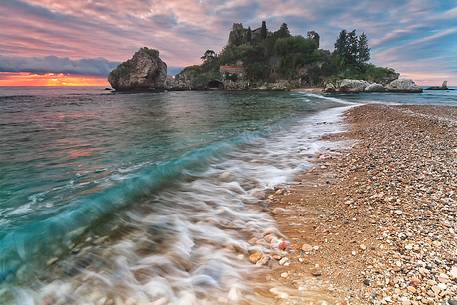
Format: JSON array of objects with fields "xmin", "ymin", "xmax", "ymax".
[{"xmin": 0, "ymin": 86, "xmax": 456, "ymax": 305}]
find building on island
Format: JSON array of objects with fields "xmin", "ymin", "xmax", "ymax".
[{"xmin": 220, "ymin": 65, "xmax": 245, "ymax": 81}]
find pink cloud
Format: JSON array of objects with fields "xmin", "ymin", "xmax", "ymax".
[{"xmin": 1, "ymin": 0, "xmax": 456, "ymax": 84}]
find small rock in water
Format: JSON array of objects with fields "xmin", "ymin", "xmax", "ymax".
[
  {"xmin": 279, "ymin": 257, "xmax": 289, "ymax": 266},
  {"xmin": 301, "ymin": 243, "xmax": 313, "ymax": 252},
  {"xmin": 264, "ymin": 234, "xmax": 274, "ymax": 243},
  {"xmin": 46, "ymin": 257, "xmax": 58, "ymax": 266},
  {"xmin": 249, "ymin": 252, "xmax": 263, "ymax": 264},
  {"xmin": 278, "ymin": 240, "xmax": 289, "ymax": 251},
  {"xmin": 256, "ymin": 255, "xmax": 270, "ymax": 266},
  {"xmin": 272, "ymin": 207, "xmax": 286, "ymax": 215},
  {"xmin": 218, "ymin": 171, "xmax": 233, "ymax": 182}
]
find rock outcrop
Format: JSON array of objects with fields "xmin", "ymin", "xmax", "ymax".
[
  {"xmin": 386, "ymin": 79, "xmax": 423, "ymax": 93},
  {"xmin": 108, "ymin": 48, "xmax": 167, "ymax": 91},
  {"xmin": 324, "ymin": 78, "xmax": 422, "ymax": 93},
  {"xmin": 425, "ymin": 81, "xmax": 453, "ymax": 90},
  {"xmin": 339, "ymin": 79, "xmax": 370, "ymax": 93},
  {"xmin": 364, "ymin": 83, "xmax": 385, "ymax": 92}
]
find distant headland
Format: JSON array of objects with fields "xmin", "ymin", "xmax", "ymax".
[{"xmin": 108, "ymin": 21, "xmax": 423, "ymax": 93}]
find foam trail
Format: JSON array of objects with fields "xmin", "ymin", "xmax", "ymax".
[
  {"xmin": 2, "ymin": 105, "xmax": 353, "ymax": 305},
  {"xmin": 301, "ymin": 92, "xmax": 361, "ymax": 105}
]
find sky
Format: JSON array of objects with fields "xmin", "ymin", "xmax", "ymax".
[{"xmin": 1, "ymin": 0, "xmax": 457, "ymax": 86}]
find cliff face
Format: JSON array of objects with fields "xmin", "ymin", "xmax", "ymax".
[{"xmin": 108, "ymin": 48, "xmax": 167, "ymax": 91}]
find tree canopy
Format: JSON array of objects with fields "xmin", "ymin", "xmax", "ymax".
[
  {"xmin": 177, "ymin": 21, "xmax": 394, "ymax": 88},
  {"xmin": 274, "ymin": 23, "xmax": 291, "ymax": 38},
  {"xmin": 334, "ymin": 29, "xmax": 371, "ymax": 66},
  {"xmin": 201, "ymin": 50, "xmax": 216, "ymax": 63}
]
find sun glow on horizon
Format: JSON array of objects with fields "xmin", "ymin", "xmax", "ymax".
[{"xmin": 0, "ymin": 72, "xmax": 109, "ymax": 86}]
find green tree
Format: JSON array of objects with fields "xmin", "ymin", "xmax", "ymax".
[
  {"xmin": 307, "ymin": 31, "xmax": 320, "ymax": 48},
  {"xmin": 357, "ymin": 32, "xmax": 370, "ymax": 64},
  {"xmin": 346, "ymin": 30, "xmax": 359, "ymax": 65},
  {"xmin": 275, "ymin": 36, "xmax": 317, "ymax": 56},
  {"xmin": 275, "ymin": 23, "xmax": 290, "ymax": 38},
  {"xmin": 260, "ymin": 21, "xmax": 267, "ymax": 39},
  {"xmin": 201, "ymin": 50, "xmax": 216, "ymax": 62},
  {"xmin": 334, "ymin": 29, "xmax": 359, "ymax": 66},
  {"xmin": 246, "ymin": 62, "xmax": 269, "ymax": 81},
  {"xmin": 247, "ymin": 27, "xmax": 252, "ymax": 43},
  {"xmin": 334, "ymin": 30, "xmax": 348, "ymax": 58}
]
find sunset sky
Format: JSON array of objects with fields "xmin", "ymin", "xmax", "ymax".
[{"xmin": 1, "ymin": 0, "xmax": 457, "ymax": 86}]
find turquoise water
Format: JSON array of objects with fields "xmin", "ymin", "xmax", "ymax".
[
  {"xmin": 336, "ymin": 87, "xmax": 457, "ymax": 105},
  {"xmin": 0, "ymin": 87, "xmax": 349, "ymax": 304},
  {"xmin": 1, "ymin": 87, "xmax": 455, "ymax": 304}
]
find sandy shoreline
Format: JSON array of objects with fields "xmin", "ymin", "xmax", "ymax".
[{"xmin": 261, "ymin": 104, "xmax": 457, "ymax": 305}]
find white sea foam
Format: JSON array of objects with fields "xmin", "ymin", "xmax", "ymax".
[
  {"xmin": 301, "ymin": 92, "xmax": 360, "ymax": 106},
  {"xmin": 7, "ymin": 105, "xmax": 353, "ymax": 305}
]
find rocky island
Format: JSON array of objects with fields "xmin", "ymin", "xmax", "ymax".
[
  {"xmin": 108, "ymin": 21, "xmax": 422, "ymax": 93},
  {"xmin": 108, "ymin": 48, "xmax": 167, "ymax": 91}
]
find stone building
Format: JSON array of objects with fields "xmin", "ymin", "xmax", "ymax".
[{"xmin": 220, "ymin": 65, "xmax": 245, "ymax": 80}]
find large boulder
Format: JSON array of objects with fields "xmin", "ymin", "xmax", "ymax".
[
  {"xmin": 365, "ymin": 83, "xmax": 385, "ymax": 92},
  {"xmin": 324, "ymin": 82, "xmax": 337, "ymax": 93},
  {"xmin": 108, "ymin": 47, "xmax": 167, "ymax": 91},
  {"xmin": 386, "ymin": 79, "xmax": 423, "ymax": 93},
  {"xmin": 339, "ymin": 79, "xmax": 370, "ymax": 93}
]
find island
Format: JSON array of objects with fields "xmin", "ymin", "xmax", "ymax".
[{"xmin": 108, "ymin": 21, "xmax": 423, "ymax": 93}]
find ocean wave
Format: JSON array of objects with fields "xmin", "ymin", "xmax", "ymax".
[{"xmin": 1, "ymin": 104, "xmax": 352, "ymax": 305}]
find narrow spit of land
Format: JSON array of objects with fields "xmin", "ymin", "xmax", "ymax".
[{"xmin": 260, "ymin": 104, "xmax": 457, "ymax": 305}]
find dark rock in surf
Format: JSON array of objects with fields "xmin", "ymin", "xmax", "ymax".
[{"xmin": 426, "ymin": 81, "xmax": 454, "ymax": 90}]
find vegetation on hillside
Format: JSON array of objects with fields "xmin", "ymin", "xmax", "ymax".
[{"xmin": 176, "ymin": 22, "xmax": 398, "ymax": 88}]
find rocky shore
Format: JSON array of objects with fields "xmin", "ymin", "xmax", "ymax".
[
  {"xmin": 251, "ymin": 104, "xmax": 456, "ymax": 304},
  {"xmin": 324, "ymin": 78, "xmax": 423, "ymax": 93}
]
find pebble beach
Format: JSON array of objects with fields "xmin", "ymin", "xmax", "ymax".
[{"xmin": 251, "ymin": 104, "xmax": 457, "ymax": 304}]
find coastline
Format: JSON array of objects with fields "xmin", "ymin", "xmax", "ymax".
[{"xmin": 262, "ymin": 104, "xmax": 457, "ymax": 304}]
